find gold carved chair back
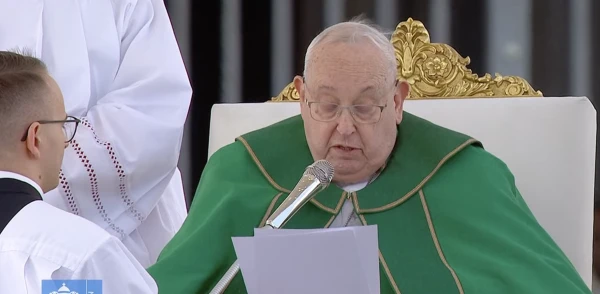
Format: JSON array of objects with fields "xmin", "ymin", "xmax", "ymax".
[{"xmin": 271, "ymin": 18, "xmax": 542, "ymax": 102}]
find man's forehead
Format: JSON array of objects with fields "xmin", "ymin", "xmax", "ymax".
[
  {"xmin": 307, "ymin": 51, "xmax": 391, "ymax": 88},
  {"xmin": 311, "ymin": 81, "xmax": 379, "ymax": 93},
  {"xmin": 308, "ymin": 70, "xmax": 388, "ymax": 93}
]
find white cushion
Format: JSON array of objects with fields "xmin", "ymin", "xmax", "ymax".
[{"xmin": 208, "ymin": 97, "xmax": 596, "ymax": 287}]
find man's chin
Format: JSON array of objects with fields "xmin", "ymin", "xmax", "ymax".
[
  {"xmin": 330, "ymin": 164, "xmax": 369, "ymax": 185},
  {"xmin": 328, "ymin": 158, "xmax": 359, "ymax": 170}
]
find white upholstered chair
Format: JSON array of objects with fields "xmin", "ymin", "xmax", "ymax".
[{"xmin": 208, "ymin": 18, "xmax": 597, "ymax": 288}]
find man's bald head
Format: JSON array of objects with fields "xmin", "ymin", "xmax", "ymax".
[
  {"xmin": 0, "ymin": 50, "xmax": 52, "ymax": 150},
  {"xmin": 303, "ymin": 17, "xmax": 397, "ymax": 85}
]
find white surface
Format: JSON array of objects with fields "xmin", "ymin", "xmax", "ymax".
[
  {"xmin": 232, "ymin": 226, "xmax": 379, "ymax": 294},
  {"xmin": 209, "ymin": 97, "xmax": 597, "ymax": 287}
]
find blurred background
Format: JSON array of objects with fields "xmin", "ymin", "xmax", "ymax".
[{"xmin": 162, "ymin": 0, "xmax": 597, "ymax": 205}]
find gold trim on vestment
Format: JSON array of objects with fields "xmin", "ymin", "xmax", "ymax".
[
  {"xmin": 238, "ymin": 136, "xmax": 346, "ymax": 215},
  {"xmin": 359, "ymin": 214, "xmax": 402, "ymax": 294},
  {"xmin": 420, "ymin": 190, "xmax": 465, "ymax": 294},
  {"xmin": 322, "ymin": 192, "xmax": 348, "ymax": 226},
  {"xmin": 310, "ymin": 193, "xmax": 345, "ymax": 215},
  {"xmin": 237, "ymin": 136, "xmax": 291, "ymax": 194},
  {"xmin": 324, "ymin": 215, "xmax": 336, "ymax": 228},
  {"xmin": 351, "ymin": 192, "xmax": 360, "ymax": 213},
  {"xmin": 357, "ymin": 138, "xmax": 478, "ymax": 213},
  {"xmin": 310, "ymin": 191, "xmax": 347, "ymax": 214},
  {"xmin": 324, "ymin": 192, "xmax": 347, "ymax": 227}
]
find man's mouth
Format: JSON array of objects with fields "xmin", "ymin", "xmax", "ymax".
[{"xmin": 333, "ymin": 145, "xmax": 359, "ymax": 152}]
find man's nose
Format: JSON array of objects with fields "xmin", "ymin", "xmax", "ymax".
[{"xmin": 336, "ymin": 109, "xmax": 357, "ymax": 135}]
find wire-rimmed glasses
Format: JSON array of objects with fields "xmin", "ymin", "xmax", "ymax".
[{"xmin": 21, "ymin": 116, "xmax": 81, "ymax": 143}]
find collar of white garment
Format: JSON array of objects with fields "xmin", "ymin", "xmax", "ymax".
[
  {"xmin": 340, "ymin": 180, "xmax": 369, "ymax": 193},
  {"xmin": 0, "ymin": 170, "xmax": 44, "ymax": 197}
]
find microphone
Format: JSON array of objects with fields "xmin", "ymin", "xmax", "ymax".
[
  {"xmin": 209, "ymin": 160, "xmax": 334, "ymax": 294},
  {"xmin": 265, "ymin": 159, "xmax": 334, "ymax": 229}
]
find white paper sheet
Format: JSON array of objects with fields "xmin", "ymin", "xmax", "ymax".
[
  {"xmin": 231, "ymin": 237, "xmax": 258, "ymax": 293},
  {"xmin": 254, "ymin": 225, "xmax": 380, "ymax": 294},
  {"xmin": 232, "ymin": 225, "xmax": 380, "ymax": 294}
]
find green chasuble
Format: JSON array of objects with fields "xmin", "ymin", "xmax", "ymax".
[{"xmin": 148, "ymin": 112, "xmax": 590, "ymax": 294}]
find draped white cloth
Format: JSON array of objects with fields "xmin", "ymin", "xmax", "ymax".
[{"xmin": 0, "ymin": 0, "xmax": 192, "ymax": 267}]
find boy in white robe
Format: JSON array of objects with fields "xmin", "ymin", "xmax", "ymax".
[
  {"xmin": 0, "ymin": 0, "xmax": 193, "ymax": 267},
  {"xmin": 0, "ymin": 51, "xmax": 157, "ymax": 293}
]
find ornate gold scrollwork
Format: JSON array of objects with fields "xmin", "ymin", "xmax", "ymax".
[
  {"xmin": 271, "ymin": 17, "xmax": 542, "ymax": 102},
  {"xmin": 394, "ymin": 18, "xmax": 541, "ymax": 99},
  {"xmin": 271, "ymin": 82, "xmax": 300, "ymax": 102}
]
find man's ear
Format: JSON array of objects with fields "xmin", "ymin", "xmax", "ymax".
[
  {"xmin": 394, "ymin": 80, "xmax": 410, "ymax": 124},
  {"xmin": 293, "ymin": 75, "xmax": 305, "ymax": 103},
  {"xmin": 25, "ymin": 122, "xmax": 42, "ymax": 159}
]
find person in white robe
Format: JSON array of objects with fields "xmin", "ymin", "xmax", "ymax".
[
  {"xmin": 0, "ymin": 0, "xmax": 193, "ymax": 267},
  {"xmin": 0, "ymin": 51, "xmax": 157, "ymax": 293}
]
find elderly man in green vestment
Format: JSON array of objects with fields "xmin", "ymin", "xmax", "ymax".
[{"xmin": 147, "ymin": 20, "xmax": 590, "ymax": 294}]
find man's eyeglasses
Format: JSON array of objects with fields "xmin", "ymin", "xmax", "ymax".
[
  {"xmin": 302, "ymin": 78, "xmax": 398, "ymax": 124},
  {"xmin": 21, "ymin": 116, "xmax": 81, "ymax": 143},
  {"xmin": 305, "ymin": 101, "xmax": 387, "ymax": 124}
]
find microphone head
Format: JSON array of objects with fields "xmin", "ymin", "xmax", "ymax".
[{"xmin": 304, "ymin": 160, "xmax": 334, "ymax": 185}]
